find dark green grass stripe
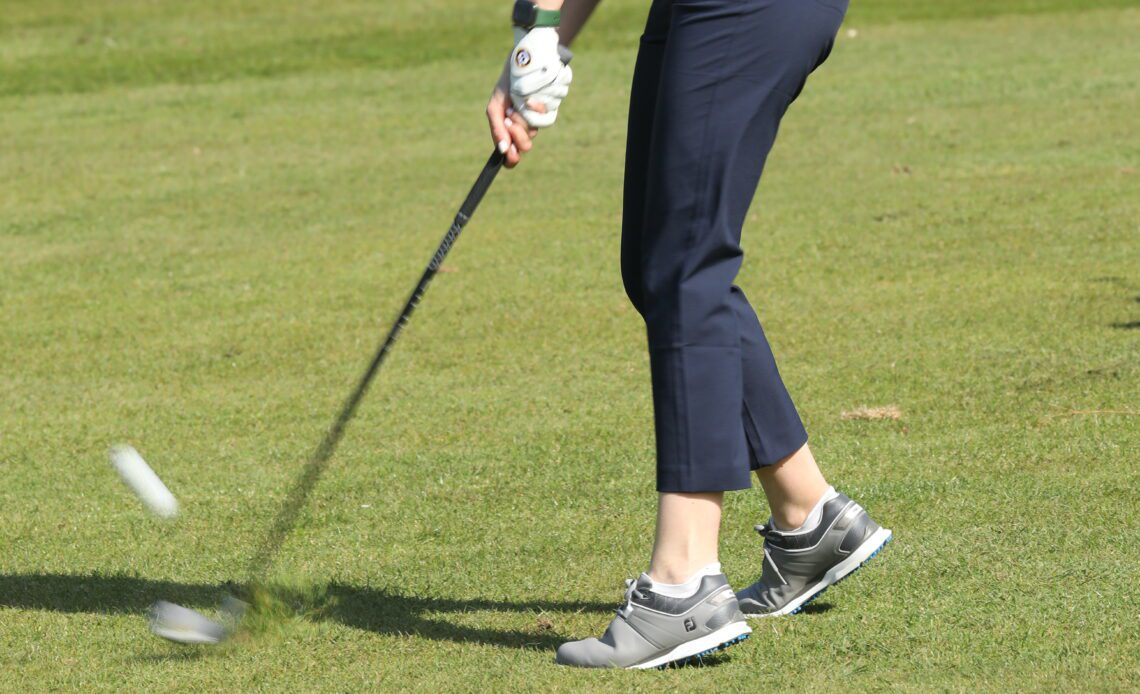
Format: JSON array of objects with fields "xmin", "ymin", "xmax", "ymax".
[
  {"xmin": 2, "ymin": 0, "xmax": 1137, "ymax": 97},
  {"xmin": 0, "ymin": 27, "xmax": 505, "ymax": 98}
]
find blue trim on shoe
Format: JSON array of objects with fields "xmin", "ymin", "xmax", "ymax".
[
  {"xmin": 657, "ymin": 632, "xmax": 751, "ymax": 669},
  {"xmin": 790, "ymin": 533, "xmax": 892, "ymax": 615}
]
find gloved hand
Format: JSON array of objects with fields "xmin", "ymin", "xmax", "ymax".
[{"xmin": 508, "ymin": 27, "xmax": 573, "ymax": 129}]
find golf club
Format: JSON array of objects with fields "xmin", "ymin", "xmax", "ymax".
[{"xmin": 149, "ymin": 149, "xmax": 506, "ymax": 643}]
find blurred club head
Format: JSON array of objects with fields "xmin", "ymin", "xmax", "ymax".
[{"xmin": 148, "ymin": 597, "xmax": 248, "ymax": 645}]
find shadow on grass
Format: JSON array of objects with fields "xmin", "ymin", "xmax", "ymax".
[{"xmin": 0, "ymin": 572, "xmax": 612, "ymax": 652}]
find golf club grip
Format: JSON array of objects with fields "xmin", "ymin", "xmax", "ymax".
[
  {"xmin": 459, "ymin": 149, "xmax": 506, "ymax": 220},
  {"xmin": 245, "ymin": 149, "xmax": 505, "ymax": 583}
]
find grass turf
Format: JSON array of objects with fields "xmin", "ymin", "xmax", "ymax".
[{"xmin": 2, "ymin": 0, "xmax": 1137, "ymax": 690}]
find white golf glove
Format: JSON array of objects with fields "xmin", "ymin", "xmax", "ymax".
[{"xmin": 509, "ymin": 27, "xmax": 573, "ymax": 129}]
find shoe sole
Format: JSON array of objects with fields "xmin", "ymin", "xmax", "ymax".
[
  {"xmin": 746, "ymin": 526, "xmax": 893, "ymax": 619},
  {"xmin": 630, "ymin": 621, "xmax": 752, "ymax": 670}
]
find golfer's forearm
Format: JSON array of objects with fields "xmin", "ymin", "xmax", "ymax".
[{"xmin": 534, "ymin": 0, "xmax": 603, "ymax": 47}]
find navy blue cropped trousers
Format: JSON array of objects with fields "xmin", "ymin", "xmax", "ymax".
[{"xmin": 621, "ymin": 0, "xmax": 848, "ymax": 493}]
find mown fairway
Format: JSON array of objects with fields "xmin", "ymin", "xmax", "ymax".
[{"xmin": 2, "ymin": 0, "xmax": 1137, "ymax": 690}]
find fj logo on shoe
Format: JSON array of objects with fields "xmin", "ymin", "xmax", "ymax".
[
  {"xmin": 515, "ymin": 49, "xmax": 531, "ymax": 68},
  {"xmin": 683, "ymin": 617, "xmax": 696, "ymax": 632}
]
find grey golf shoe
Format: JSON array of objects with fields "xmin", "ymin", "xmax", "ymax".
[
  {"xmin": 736, "ymin": 492, "xmax": 892, "ymax": 617},
  {"xmin": 555, "ymin": 573, "xmax": 751, "ymax": 669}
]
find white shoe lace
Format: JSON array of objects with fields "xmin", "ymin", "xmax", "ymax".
[{"xmin": 619, "ymin": 578, "xmax": 647, "ymax": 617}]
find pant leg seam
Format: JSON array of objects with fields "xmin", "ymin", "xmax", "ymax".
[{"xmin": 741, "ymin": 396, "xmax": 767, "ymax": 469}]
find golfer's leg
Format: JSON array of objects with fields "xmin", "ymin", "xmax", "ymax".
[
  {"xmin": 639, "ymin": 1, "xmax": 764, "ymax": 498},
  {"xmin": 731, "ymin": 289, "xmax": 828, "ymax": 529},
  {"xmin": 640, "ymin": 0, "xmax": 837, "ymax": 583},
  {"xmin": 620, "ymin": 0, "xmax": 725, "ymax": 585},
  {"xmin": 648, "ymin": 492, "xmax": 723, "ymax": 584},
  {"xmin": 556, "ymin": 2, "xmax": 754, "ymax": 666},
  {"xmin": 634, "ymin": 0, "xmax": 773, "ymax": 588},
  {"xmin": 756, "ymin": 444, "xmax": 829, "ymax": 529},
  {"xmin": 643, "ymin": 0, "xmax": 842, "ymax": 578},
  {"xmin": 643, "ymin": 0, "xmax": 844, "ymax": 571},
  {"xmin": 694, "ymin": 0, "xmax": 848, "ymax": 529},
  {"xmin": 732, "ymin": 287, "xmax": 809, "ymax": 467},
  {"xmin": 712, "ymin": 0, "xmax": 894, "ymax": 618},
  {"xmin": 705, "ymin": 0, "xmax": 836, "ymax": 482},
  {"xmin": 639, "ymin": 0, "xmax": 846, "ymax": 494}
]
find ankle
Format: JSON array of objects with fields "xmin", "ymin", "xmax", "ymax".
[
  {"xmin": 770, "ymin": 492, "xmax": 822, "ymax": 530},
  {"xmin": 770, "ymin": 486, "xmax": 837, "ymax": 531},
  {"xmin": 648, "ymin": 561, "xmax": 720, "ymax": 586},
  {"xmin": 771, "ymin": 507, "xmax": 810, "ymax": 531},
  {"xmin": 648, "ymin": 566, "xmax": 700, "ymax": 584},
  {"xmin": 756, "ymin": 444, "xmax": 831, "ymax": 530},
  {"xmin": 648, "ymin": 491, "xmax": 723, "ymax": 584}
]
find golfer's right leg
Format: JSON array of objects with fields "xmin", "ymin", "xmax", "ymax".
[{"xmin": 708, "ymin": 0, "xmax": 894, "ymax": 618}]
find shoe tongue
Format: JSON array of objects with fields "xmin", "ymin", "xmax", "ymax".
[{"xmin": 635, "ymin": 573, "xmax": 654, "ymax": 590}]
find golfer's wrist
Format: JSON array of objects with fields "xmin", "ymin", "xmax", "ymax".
[{"xmin": 512, "ymin": 0, "xmax": 562, "ymax": 30}]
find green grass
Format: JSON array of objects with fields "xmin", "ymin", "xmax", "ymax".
[{"xmin": 2, "ymin": 0, "xmax": 1138, "ymax": 690}]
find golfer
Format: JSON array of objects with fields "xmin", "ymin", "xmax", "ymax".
[{"xmin": 488, "ymin": 0, "xmax": 891, "ymax": 669}]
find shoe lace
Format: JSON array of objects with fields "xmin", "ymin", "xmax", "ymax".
[
  {"xmin": 618, "ymin": 578, "xmax": 646, "ymax": 617},
  {"xmin": 754, "ymin": 524, "xmax": 788, "ymax": 586}
]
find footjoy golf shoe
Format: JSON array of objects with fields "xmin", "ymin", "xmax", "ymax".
[
  {"xmin": 555, "ymin": 573, "xmax": 751, "ymax": 669},
  {"xmin": 736, "ymin": 493, "xmax": 892, "ymax": 617}
]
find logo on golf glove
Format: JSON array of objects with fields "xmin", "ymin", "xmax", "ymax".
[{"xmin": 515, "ymin": 48, "xmax": 532, "ymax": 68}]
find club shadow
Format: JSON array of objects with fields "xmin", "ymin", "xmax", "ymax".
[{"xmin": 0, "ymin": 572, "xmax": 613, "ymax": 652}]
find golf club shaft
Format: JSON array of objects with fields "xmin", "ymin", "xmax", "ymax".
[{"xmin": 244, "ymin": 149, "xmax": 505, "ymax": 584}]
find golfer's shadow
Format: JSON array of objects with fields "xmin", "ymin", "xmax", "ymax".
[{"xmin": 0, "ymin": 572, "xmax": 611, "ymax": 652}]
